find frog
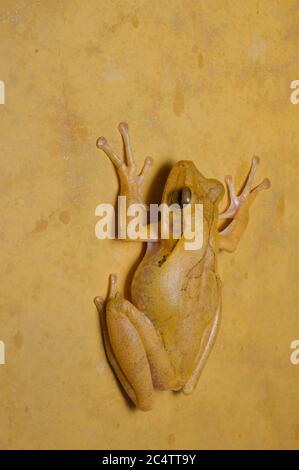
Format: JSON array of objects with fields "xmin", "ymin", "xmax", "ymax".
[{"xmin": 94, "ymin": 122, "xmax": 270, "ymax": 411}]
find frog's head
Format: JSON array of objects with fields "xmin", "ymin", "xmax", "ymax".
[{"xmin": 162, "ymin": 160, "xmax": 224, "ymax": 210}]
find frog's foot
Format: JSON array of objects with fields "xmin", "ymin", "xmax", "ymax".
[
  {"xmin": 219, "ymin": 156, "xmax": 270, "ymax": 220},
  {"xmin": 218, "ymin": 157, "xmax": 270, "ymax": 252},
  {"xmin": 96, "ymin": 123, "xmax": 153, "ymax": 206},
  {"xmin": 95, "ymin": 273, "xmax": 177, "ymax": 411}
]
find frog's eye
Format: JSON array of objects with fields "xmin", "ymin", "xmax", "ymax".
[
  {"xmin": 170, "ymin": 187, "xmax": 192, "ymax": 208},
  {"xmin": 181, "ymin": 187, "xmax": 192, "ymax": 205}
]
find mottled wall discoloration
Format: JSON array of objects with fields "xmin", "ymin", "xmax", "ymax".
[{"xmin": 0, "ymin": 0, "xmax": 298, "ymax": 450}]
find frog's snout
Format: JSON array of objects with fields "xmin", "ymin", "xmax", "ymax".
[
  {"xmin": 162, "ymin": 160, "xmax": 203, "ymax": 204},
  {"xmin": 170, "ymin": 160, "xmax": 200, "ymax": 183},
  {"xmin": 175, "ymin": 160, "xmax": 197, "ymax": 169}
]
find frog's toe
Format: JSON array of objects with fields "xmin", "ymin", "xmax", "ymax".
[
  {"xmin": 241, "ymin": 156, "xmax": 271, "ymax": 199},
  {"xmin": 118, "ymin": 121, "xmax": 129, "ymax": 134},
  {"xmin": 96, "ymin": 135, "xmax": 123, "ymax": 168},
  {"xmin": 138, "ymin": 156, "xmax": 153, "ymax": 185},
  {"xmin": 118, "ymin": 121, "xmax": 136, "ymax": 168},
  {"xmin": 250, "ymin": 176, "xmax": 271, "ymax": 195},
  {"xmin": 218, "ymin": 174, "xmax": 239, "ymax": 219},
  {"xmin": 108, "ymin": 273, "xmax": 119, "ymax": 299}
]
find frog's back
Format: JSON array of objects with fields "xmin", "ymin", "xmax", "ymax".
[{"xmin": 131, "ymin": 239, "xmax": 221, "ymax": 387}]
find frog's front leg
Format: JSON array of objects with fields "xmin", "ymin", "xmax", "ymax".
[
  {"xmin": 95, "ymin": 274, "xmax": 177, "ymax": 411},
  {"xmin": 96, "ymin": 122, "xmax": 153, "ymax": 208},
  {"xmin": 218, "ymin": 157, "xmax": 270, "ymax": 252}
]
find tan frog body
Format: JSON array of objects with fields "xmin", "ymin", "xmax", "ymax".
[{"xmin": 95, "ymin": 123, "xmax": 270, "ymax": 410}]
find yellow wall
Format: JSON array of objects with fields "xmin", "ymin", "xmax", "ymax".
[{"xmin": 0, "ymin": 0, "xmax": 298, "ymax": 450}]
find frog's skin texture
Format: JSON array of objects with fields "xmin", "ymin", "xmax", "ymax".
[{"xmin": 95, "ymin": 123, "xmax": 270, "ymax": 411}]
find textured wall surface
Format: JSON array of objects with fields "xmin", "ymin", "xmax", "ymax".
[{"xmin": 0, "ymin": 0, "xmax": 298, "ymax": 450}]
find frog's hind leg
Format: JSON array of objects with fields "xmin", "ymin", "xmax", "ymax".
[
  {"xmin": 95, "ymin": 274, "xmax": 177, "ymax": 411},
  {"xmin": 218, "ymin": 157, "xmax": 270, "ymax": 252},
  {"xmin": 183, "ymin": 301, "xmax": 221, "ymax": 395},
  {"xmin": 94, "ymin": 295, "xmax": 138, "ymax": 408}
]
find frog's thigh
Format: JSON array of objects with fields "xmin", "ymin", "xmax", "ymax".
[
  {"xmin": 106, "ymin": 296, "xmax": 177, "ymax": 404},
  {"xmin": 183, "ymin": 303, "xmax": 221, "ymax": 395},
  {"xmin": 105, "ymin": 300, "xmax": 153, "ymax": 410}
]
